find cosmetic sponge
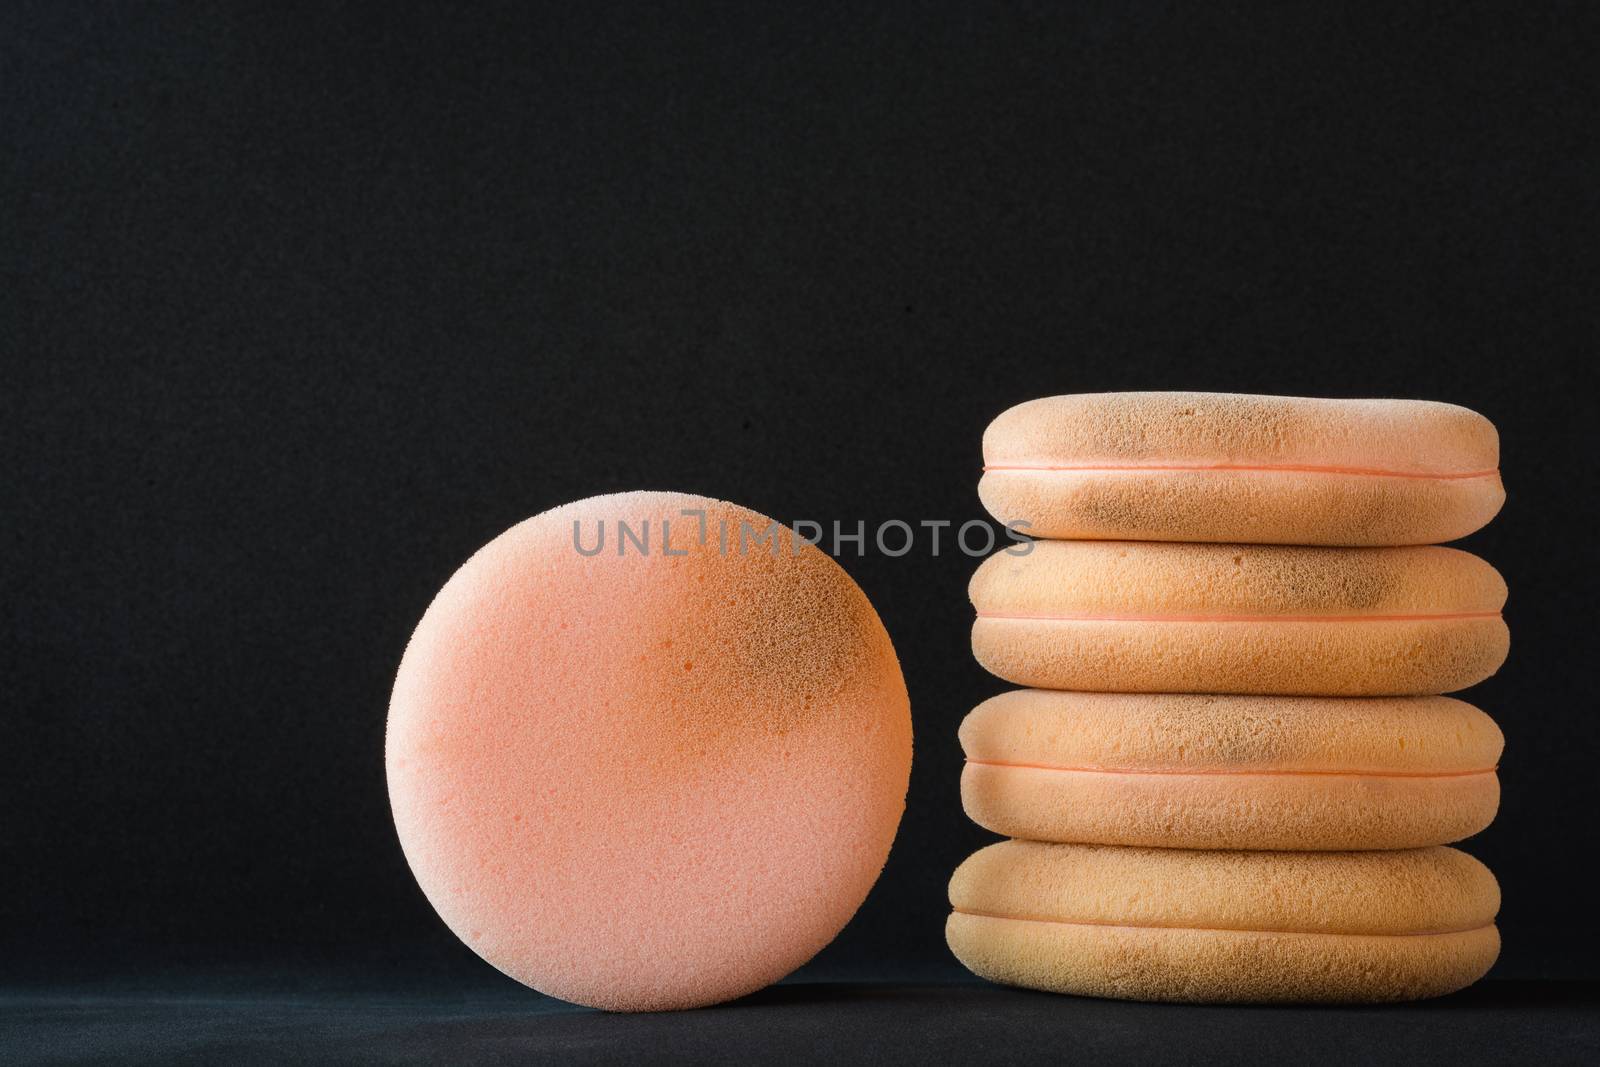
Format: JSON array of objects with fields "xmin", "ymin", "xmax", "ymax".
[
  {"xmin": 979, "ymin": 392, "xmax": 1503, "ymax": 545},
  {"xmin": 947, "ymin": 841, "xmax": 1500, "ymax": 1003},
  {"xmin": 959, "ymin": 690, "xmax": 1502, "ymax": 850},
  {"xmin": 970, "ymin": 540, "xmax": 1508, "ymax": 695},
  {"xmin": 387, "ymin": 491, "xmax": 912, "ymax": 1010}
]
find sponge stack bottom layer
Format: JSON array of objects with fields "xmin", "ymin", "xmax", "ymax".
[{"xmin": 947, "ymin": 841, "xmax": 1500, "ymax": 1004}]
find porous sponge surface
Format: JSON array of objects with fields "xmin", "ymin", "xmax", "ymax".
[
  {"xmin": 946, "ymin": 842, "xmax": 1501, "ymax": 1002},
  {"xmin": 960, "ymin": 691, "xmax": 1503, "ymax": 773},
  {"xmin": 949, "ymin": 841, "xmax": 1499, "ymax": 935},
  {"xmin": 979, "ymin": 392, "xmax": 1502, "ymax": 545},
  {"xmin": 961, "ymin": 764, "xmax": 1498, "ymax": 850},
  {"xmin": 387, "ymin": 491, "xmax": 913, "ymax": 1011},
  {"xmin": 969, "ymin": 542, "xmax": 1508, "ymax": 694},
  {"xmin": 979, "ymin": 467, "xmax": 1504, "ymax": 546},
  {"xmin": 969, "ymin": 540, "xmax": 1507, "ymax": 618},
  {"xmin": 959, "ymin": 692, "xmax": 1502, "ymax": 849},
  {"xmin": 945, "ymin": 913, "xmax": 1500, "ymax": 1003},
  {"xmin": 982, "ymin": 393, "xmax": 1500, "ymax": 473}
]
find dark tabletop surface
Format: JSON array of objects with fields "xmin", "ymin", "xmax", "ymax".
[{"xmin": 5, "ymin": 971, "xmax": 1598, "ymax": 1066}]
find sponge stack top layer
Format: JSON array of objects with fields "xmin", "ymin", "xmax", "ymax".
[{"xmin": 980, "ymin": 392, "xmax": 1503, "ymax": 545}]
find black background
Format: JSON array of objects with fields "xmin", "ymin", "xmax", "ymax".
[{"xmin": 5, "ymin": 1, "xmax": 1597, "ymax": 1059}]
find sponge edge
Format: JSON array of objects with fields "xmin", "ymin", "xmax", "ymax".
[
  {"xmin": 979, "ymin": 466, "xmax": 1506, "ymax": 546},
  {"xmin": 979, "ymin": 393, "xmax": 1504, "ymax": 545},
  {"xmin": 969, "ymin": 542, "xmax": 1509, "ymax": 695},
  {"xmin": 946, "ymin": 913, "xmax": 1501, "ymax": 1004},
  {"xmin": 387, "ymin": 491, "xmax": 913, "ymax": 1011},
  {"xmin": 950, "ymin": 841, "xmax": 1500, "ymax": 935},
  {"xmin": 959, "ymin": 691, "xmax": 1503, "ymax": 850},
  {"xmin": 947, "ymin": 842, "xmax": 1500, "ymax": 1003},
  {"xmin": 960, "ymin": 691, "xmax": 1505, "ymax": 774},
  {"xmin": 982, "ymin": 394, "xmax": 1500, "ymax": 474}
]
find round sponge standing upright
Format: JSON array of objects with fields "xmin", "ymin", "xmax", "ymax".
[{"xmin": 387, "ymin": 491, "xmax": 913, "ymax": 1011}]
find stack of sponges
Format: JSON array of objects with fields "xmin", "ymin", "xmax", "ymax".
[{"xmin": 947, "ymin": 393, "xmax": 1509, "ymax": 1003}]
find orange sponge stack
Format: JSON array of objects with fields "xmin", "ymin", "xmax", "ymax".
[{"xmin": 948, "ymin": 393, "xmax": 1508, "ymax": 1003}]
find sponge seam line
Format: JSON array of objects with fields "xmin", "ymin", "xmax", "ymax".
[
  {"xmin": 982, "ymin": 463, "xmax": 1500, "ymax": 480},
  {"xmin": 974, "ymin": 611, "xmax": 1503, "ymax": 623},
  {"xmin": 951, "ymin": 910, "xmax": 1496, "ymax": 939},
  {"xmin": 963, "ymin": 759, "xmax": 1498, "ymax": 779}
]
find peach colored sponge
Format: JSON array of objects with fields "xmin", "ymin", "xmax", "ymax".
[
  {"xmin": 979, "ymin": 392, "xmax": 1503, "ymax": 545},
  {"xmin": 387, "ymin": 491, "xmax": 913, "ymax": 1011},
  {"xmin": 947, "ymin": 841, "xmax": 1500, "ymax": 1003},
  {"xmin": 960, "ymin": 690, "xmax": 1502, "ymax": 850},
  {"xmin": 970, "ymin": 540, "xmax": 1508, "ymax": 695}
]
